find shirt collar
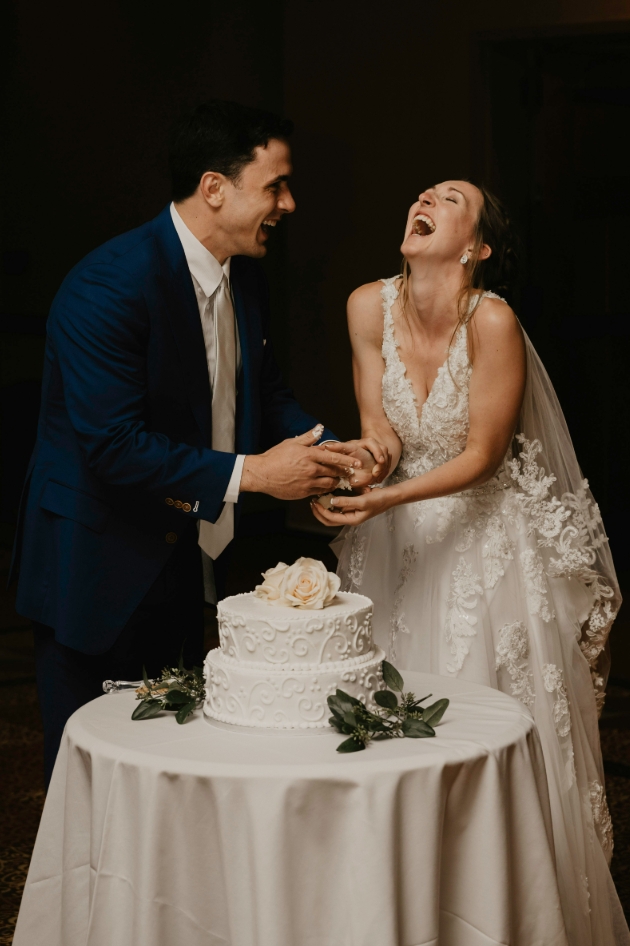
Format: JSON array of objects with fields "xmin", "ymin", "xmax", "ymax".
[{"xmin": 170, "ymin": 202, "xmax": 230, "ymax": 298}]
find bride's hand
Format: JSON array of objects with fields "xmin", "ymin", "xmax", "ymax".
[
  {"xmin": 310, "ymin": 486, "xmax": 393, "ymax": 526},
  {"xmin": 323, "ymin": 438, "xmax": 390, "ymax": 484}
]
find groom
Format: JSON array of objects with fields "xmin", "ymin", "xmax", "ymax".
[{"xmin": 11, "ymin": 100, "xmax": 383, "ymax": 784}]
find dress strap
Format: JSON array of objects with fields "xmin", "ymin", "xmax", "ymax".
[
  {"xmin": 380, "ymin": 276, "xmax": 401, "ymax": 357},
  {"xmin": 464, "ymin": 289, "xmax": 508, "ymax": 324},
  {"xmin": 481, "ymin": 289, "xmax": 508, "ymax": 304}
]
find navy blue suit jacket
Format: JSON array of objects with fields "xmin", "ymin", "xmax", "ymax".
[{"xmin": 12, "ymin": 206, "xmax": 335, "ymax": 654}]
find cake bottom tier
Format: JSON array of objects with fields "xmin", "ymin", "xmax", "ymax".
[{"xmin": 204, "ymin": 648, "xmax": 386, "ymax": 730}]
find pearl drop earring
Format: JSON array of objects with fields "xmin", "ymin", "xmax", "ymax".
[{"xmin": 460, "ymin": 254, "xmax": 469, "ymax": 264}]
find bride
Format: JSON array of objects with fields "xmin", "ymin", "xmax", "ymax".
[{"xmin": 312, "ymin": 181, "xmax": 628, "ymax": 945}]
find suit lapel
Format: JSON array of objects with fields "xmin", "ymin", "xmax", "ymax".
[{"xmin": 153, "ymin": 207, "xmax": 213, "ymax": 445}]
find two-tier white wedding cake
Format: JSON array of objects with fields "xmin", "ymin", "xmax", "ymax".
[{"xmin": 203, "ymin": 558, "xmax": 385, "ymax": 730}]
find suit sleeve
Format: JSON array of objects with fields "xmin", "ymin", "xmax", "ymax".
[
  {"xmin": 255, "ymin": 269, "xmax": 337, "ymax": 448},
  {"xmin": 51, "ymin": 261, "xmax": 234, "ymax": 524}
]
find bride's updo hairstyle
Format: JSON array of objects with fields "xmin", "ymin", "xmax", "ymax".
[
  {"xmin": 462, "ymin": 184, "xmax": 519, "ymax": 302},
  {"xmin": 401, "ymin": 183, "xmax": 520, "ymax": 362},
  {"xmin": 457, "ymin": 185, "xmax": 520, "ymax": 361}
]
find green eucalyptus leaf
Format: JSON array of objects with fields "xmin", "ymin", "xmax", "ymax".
[
  {"xmin": 402, "ymin": 717, "xmax": 435, "ymax": 738},
  {"xmin": 422, "ymin": 698, "xmax": 449, "ymax": 727},
  {"xmin": 132, "ymin": 699, "xmax": 163, "ymax": 721},
  {"xmin": 335, "ymin": 699, "xmax": 358, "ymax": 718},
  {"xmin": 328, "ymin": 690, "xmax": 350, "ymax": 706},
  {"xmin": 335, "ymin": 689, "xmax": 363, "ymax": 708},
  {"xmin": 374, "ymin": 689, "xmax": 398, "ymax": 710},
  {"xmin": 382, "ymin": 661, "xmax": 404, "ymax": 692},
  {"xmin": 142, "ymin": 665, "xmax": 151, "ymax": 689},
  {"xmin": 335, "ymin": 688, "xmax": 358, "ymax": 701},
  {"xmin": 332, "ymin": 709, "xmax": 356, "ymax": 727},
  {"xmin": 327, "ymin": 695, "xmax": 346, "ymax": 713},
  {"xmin": 337, "ymin": 736, "xmax": 365, "ymax": 753},
  {"xmin": 176, "ymin": 701, "xmax": 197, "ymax": 724},
  {"xmin": 165, "ymin": 689, "xmax": 190, "ymax": 704}
]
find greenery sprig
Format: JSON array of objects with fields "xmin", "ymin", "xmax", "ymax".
[
  {"xmin": 132, "ymin": 654, "xmax": 205, "ymax": 724},
  {"xmin": 328, "ymin": 660, "xmax": 449, "ymax": 752}
]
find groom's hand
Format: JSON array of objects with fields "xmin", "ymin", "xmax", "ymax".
[
  {"xmin": 240, "ymin": 426, "xmax": 360, "ymax": 500},
  {"xmin": 323, "ymin": 438, "xmax": 391, "ymax": 486}
]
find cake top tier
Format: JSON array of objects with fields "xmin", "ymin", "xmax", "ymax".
[{"xmin": 217, "ymin": 591, "xmax": 374, "ymax": 668}]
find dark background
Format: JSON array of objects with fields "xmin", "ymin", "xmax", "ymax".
[
  {"xmin": 2, "ymin": 1, "xmax": 630, "ymax": 577},
  {"xmin": 2, "ymin": 2, "xmax": 630, "ymax": 934}
]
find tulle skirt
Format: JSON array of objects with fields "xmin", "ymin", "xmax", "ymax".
[{"xmin": 336, "ymin": 483, "xmax": 629, "ymax": 946}]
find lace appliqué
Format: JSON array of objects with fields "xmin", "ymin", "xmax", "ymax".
[
  {"xmin": 483, "ymin": 515, "xmax": 514, "ymax": 589},
  {"xmin": 495, "ymin": 622, "xmax": 535, "ymax": 708},
  {"xmin": 520, "ymin": 548, "xmax": 554, "ymax": 622},
  {"xmin": 412, "ymin": 502, "xmax": 427, "ymax": 529},
  {"xmin": 589, "ymin": 779, "xmax": 614, "ymax": 861},
  {"xmin": 381, "ymin": 278, "xmax": 421, "ymax": 454},
  {"xmin": 425, "ymin": 479, "xmax": 510, "ymax": 556},
  {"xmin": 445, "ymin": 558, "xmax": 482, "ymax": 673},
  {"xmin": 580, "ymin": 873, "xmax": 591, "ymax": 916},
  {"xmin": 507, "ymin": 436, "xmax": 618, "ymax": 711},
  {"xmin": 541, "ymin": 663, "xmax": 571, "ymax": 738},
  {"xmin": 389, "ymin": 544, "xmax": 418, "ymax": 661},
  {"xmin": 346, "ymin": 528, "xmax": 367, "ymax": 590}
]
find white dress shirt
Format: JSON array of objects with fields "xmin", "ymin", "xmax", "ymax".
[{"xmin": 170, "ymin": 203, "xmax": 245, "ymax": 501}]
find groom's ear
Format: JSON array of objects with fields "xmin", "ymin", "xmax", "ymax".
[{"xmin": 199, "ymin": 171, "xmax": 227, "ymax": 208}]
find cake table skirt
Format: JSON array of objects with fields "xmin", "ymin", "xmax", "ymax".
[{"xmin": 13, "ymin": 672, "xmax": 568, "ymax": 946}]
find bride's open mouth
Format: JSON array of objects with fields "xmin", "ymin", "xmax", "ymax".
[{"xmin": 412, "ymin": 214, "xmax": 436, "ymax": 237}]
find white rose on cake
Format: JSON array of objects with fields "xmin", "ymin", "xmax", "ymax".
[
  {"xmin": 281, "ymin": 558, "xmax": 340, "ymax": 609},
  {"xmin": 255, "ymin": 557, "xmax": 341, "ymax": 609},
  {"xmin": 253, "ymin": 561, "xmax": 288, "ymax": 603}
]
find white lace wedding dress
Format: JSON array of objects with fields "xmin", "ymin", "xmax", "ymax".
[{"xmin": 336, "ymin": 277, "xmax": 628, "ymax": 945}]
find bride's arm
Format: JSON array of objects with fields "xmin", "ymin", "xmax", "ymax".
[
  {"xmin": 313, "ymin": 297, "xmax": 525, "ymax": 526},
  {"xmin": 347, "ymin": 282, "xmax": 403, "ymax": 479}
]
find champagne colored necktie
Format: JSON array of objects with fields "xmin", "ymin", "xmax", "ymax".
[{"xmin": 198, "ymin": 273, "xmax": 236, "ymax": 560}]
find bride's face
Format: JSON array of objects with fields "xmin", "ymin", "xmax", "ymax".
[{"xmin": 400, "ymin": 180, "xmax": 484, "ymax": 264}]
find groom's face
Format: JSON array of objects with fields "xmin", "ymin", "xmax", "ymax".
[{"xmin": 221, "ymin": 138, "xmax": 295, "ymax": 258}]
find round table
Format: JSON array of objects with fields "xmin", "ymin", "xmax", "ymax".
[{"xmin": 14, "ymin": 672, "xmax": 568, "ymax": 946}]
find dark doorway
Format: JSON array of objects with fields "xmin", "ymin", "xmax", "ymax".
[{"xmin": 478, "ymin": 28, "xmax": 630, "ymax": 570}]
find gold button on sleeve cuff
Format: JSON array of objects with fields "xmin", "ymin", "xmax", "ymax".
[
  {"xmin": 165, "ymin": 532, "xmax": 178, "ymax": 544},
  {"xmin": 182, "ymin": 503, "xmax": 192, "ymax": 513},
  {"xmin": 165, "ymin": 498, "xmax": 174, "ymax": 506}
]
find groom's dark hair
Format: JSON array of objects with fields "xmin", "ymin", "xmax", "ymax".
[{"xmin": 169, "ymin": 100, "xmax": 294, "ymax": 201}]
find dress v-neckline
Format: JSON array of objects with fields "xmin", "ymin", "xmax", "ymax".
[
  {"xmin": 383, "ymin": 283, "xmax": 482, "ymax": 427},
  {"xmin": 386, "ymin": 305, "xmax": 462, "ymax": 428},
  {"xmin": 393, "ymin": 338, "xmax": 450, "ymax": 427}
]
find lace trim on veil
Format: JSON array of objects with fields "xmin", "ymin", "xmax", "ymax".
[
  {"xmin": 504, "ymin": 435, "xmax": 618, "ymax": 713},
  {"xmin": 490, "ymin": 291, "xmax": 619, "ymax": 711}
]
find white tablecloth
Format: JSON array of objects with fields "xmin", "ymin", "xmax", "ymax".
[{"xmin": 14, "ymin": 672, "xmax": 568, "ymax": 946}]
